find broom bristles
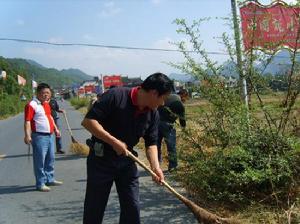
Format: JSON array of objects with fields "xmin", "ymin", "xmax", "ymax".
[
  {"xmin": 70, "ymin": 142, "xmax": 90, "ymax": 156},
  {"xmin": 181, "ymin": 197, "xmax": 241, "ymax": 224}
]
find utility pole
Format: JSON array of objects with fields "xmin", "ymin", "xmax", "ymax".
[
  {"xmin": 231, "ymin": 0, "xmax": 249, "ymax": 109},
  {"xmin": 100, "ymin": 74, "xmax": 105, "ymax": 93},
  {"xmin": 32, "ymin": 73, "xmax": 35, "ymax": 96}
]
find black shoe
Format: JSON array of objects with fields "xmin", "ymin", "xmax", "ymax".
[{"xmin": 56, "ymin": 150, "xmax": 65, "ymax": 154}]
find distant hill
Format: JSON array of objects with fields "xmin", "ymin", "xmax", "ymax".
[
  {"xmin": 168, "ymin": 73, "xmax": 195, "ymax": 82},
  {"xmin": 60, "ymin": 68, "xmax": 91, "ymax": 81},
  {"xmin": 261, "ymin": 50, "xmax": 296, "ymax": 75},
  {"xmin": 0, "ymin": 57, "xmax": 91, "ymax": 88},
  {"xmin": 219, "ymin": 61, "xmax": 239, "ymax": 78},
  {"xmin": 218, "ymin": 50, "xmax": 297, "ymax": 77},
  {"xmin": 26, "ymin": 59, "xmax": 45, "ymax": 69}
]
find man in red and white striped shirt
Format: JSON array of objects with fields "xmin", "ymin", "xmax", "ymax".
[{"xmin": 24, "ymin": 83, "xmax": 63, "ymax": 192}]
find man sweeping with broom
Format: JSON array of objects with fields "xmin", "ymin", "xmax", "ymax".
[{"xmin": 81, "ymin": 72, "xmax": 174, "ymax": 224}]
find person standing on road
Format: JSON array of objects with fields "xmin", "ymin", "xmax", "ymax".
[
  {"xmin": 24, "ymin": 83, "xmax": 63, "ymax": 192},
  {"xmin": 157, "ymin": 89, "xmax": 188, "ymax": 172},
  {"xmin": 49, "ymin": 93, "xmax": 65, "ymax": 154},
  {"xmin": 81, "ymin": 72, "xmax": 174, "ymax": 224}
]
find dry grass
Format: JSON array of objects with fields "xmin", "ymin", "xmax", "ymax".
[
  {"xmin": 135, "ymin": 138, "xmax": 169, "ymax": 171},
  {"xmin": 79, "ymin": 107, "xmax": 88, "ymax": 115}
]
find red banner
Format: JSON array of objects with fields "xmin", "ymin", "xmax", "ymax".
[
  {"xmin": 103, "ymin": 75, "xmax": 123, "ymax": 88},
  {"xmin": 240, "ymin": 1, "xmax": 300, "ymax": 52}
]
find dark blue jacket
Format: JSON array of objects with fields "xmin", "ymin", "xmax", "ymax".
[{"xmin": 85, "ymin": 87, "xmax": 159, "ymax": 155}]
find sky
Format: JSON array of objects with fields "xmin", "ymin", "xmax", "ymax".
[{"xmin": 0, "ymin": 0, "xmax": 297, "ymax": 79}]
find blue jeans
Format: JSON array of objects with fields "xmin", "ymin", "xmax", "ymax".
[
  {"xmin": 31, "ymin": 132, "xmax": 55, "ymax": 188},
  {"xmin": 157, "ymin": 121, "xmax": 177, "ymax": 170},
  {"xmin": 54, "ymin": 118, "xmax": 62, "ymax": 151}
]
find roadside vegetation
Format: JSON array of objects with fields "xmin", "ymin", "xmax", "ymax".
[
  {"xmin": 0, "ymin": 56, "xmax": 90, "ymax": 120},
  {"xmin": 175, "ymin": 96, "xmax": 300, "ymax": 223},
  {"xmin": 0, "ymin": 94, "xmax": 28, "ymax": 119},
  {"xmin": 69, "ymin": 97, "xmax": 89, "ymax": 110},
  {"xmin": 0, "ymin": 58, "xmax": 32, "ymax": 119},
  {"xmin": 169, "ymin": 19, "xmax": 300, "ymax": 223}
]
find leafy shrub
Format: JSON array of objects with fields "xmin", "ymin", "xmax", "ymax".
[
  {"xmin": 173, "ymin": 18, "xmax": 300, "ymax": 215},
  {"xmin": 70, "ymin": 97, "xmax": 89, "ymax": 109},
  {"xmin": 0, "ymin": 94, "xmax": 27, "ymax": 118},
  {"xmin": 181, "ymin": 128, "xmax": 300, "ymax": 204}
]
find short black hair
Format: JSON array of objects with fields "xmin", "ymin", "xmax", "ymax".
[
  {"xmin": 141, "ymin": 72, "xmax": 174, "ymax": 96},
  {"xmin": 37, "ymin": 83, "xmax": 50, "ymax": 93}
]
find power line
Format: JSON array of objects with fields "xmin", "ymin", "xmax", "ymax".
[
  {"xmin": 0, "ymin": 37, "xmax": 229, "ymax": 55},
  {"xmin": 0, "ymin": 37, "xmax": 295, "ymax": 59}
]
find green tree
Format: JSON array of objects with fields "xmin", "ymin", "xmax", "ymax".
[{"xmin": 172, "ymin": 17, "xmax": 300, "ymax": 223}]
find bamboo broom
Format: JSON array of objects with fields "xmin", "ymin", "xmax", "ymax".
[
  {"xmin": 127, "ymin": 150, "xmax": 241, "ymax": 224},
  {"xmin": 63, "ymin": 111, "xmax": 89, "ymax": 156}
]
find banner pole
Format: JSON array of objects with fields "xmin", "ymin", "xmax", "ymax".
[
  {"xmin": 32, "ymin": 73, "xmax": 35, "ymax": 96},
  {"xmin": 101, "ymin": 74, "xmax": 104, "ymax": 93},
  {"xmin": 231, "ymin": 0, "xmax": 249, "ymax": 109}
]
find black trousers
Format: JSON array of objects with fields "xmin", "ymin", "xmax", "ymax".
[{"xmin": 83, "ymin": 151, "xmax": 140, "ymax": 224}]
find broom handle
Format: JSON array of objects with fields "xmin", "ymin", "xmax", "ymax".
[
  {"xmin": 127, "ymin": 151, "xmax": 187, "ymax": 201},
  {"xmin": 28, "ymin": 143, "xmax": 31, "ymax": 159},
  {"xmin": 63, "ymin": 112, "xmax": 74, "ymax": 136}
]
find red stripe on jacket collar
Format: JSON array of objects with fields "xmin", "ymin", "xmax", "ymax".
[
  {"xmin": 130, "ymin": 86, "xmax": 140, "ymax": 106},
  {"xmin": 130, "ymin": 86, "xmax": 151, "ymax": 115}
]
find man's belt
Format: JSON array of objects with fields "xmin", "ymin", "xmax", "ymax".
[{"xmin": 32, "ymin": 132, "xmax": 52, "ymax": 135}]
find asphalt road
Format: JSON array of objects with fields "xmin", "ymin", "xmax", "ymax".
[{"xmin": 0, "ymin": 100, "xmax": 198, "ymax": 224}]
